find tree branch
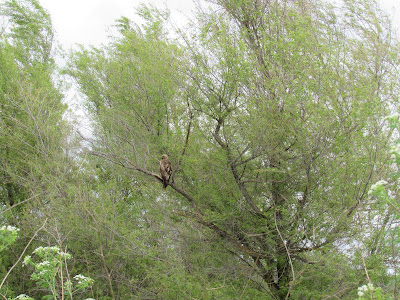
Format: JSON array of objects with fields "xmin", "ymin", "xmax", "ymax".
[
  {"xmin": 212, "ymin": 120, "xmax": 267, "ymax": 219},
  {"xmin": 88, "ymin": 150, "xmax": 163, "ymax": 184},
  {"xmin": 88, "ymin": 147, "xmax": 272, "ymax": 270}
]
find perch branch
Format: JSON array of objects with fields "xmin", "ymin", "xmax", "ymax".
[{"xmin": 88, "ymin": 150, "xmax": 270, "ymax": 267}]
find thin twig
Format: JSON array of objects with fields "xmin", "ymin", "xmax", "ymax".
[
  {"xmin": 360, "ymin": 251, "xmax": 375, "ymax": 299},
  {"xmin": 0, "ymin": 193, "xmax": 43, "ymax": 215},
  {"xmin": 0, "ymin": 219, "xmax": 48, "ymax": 290}
]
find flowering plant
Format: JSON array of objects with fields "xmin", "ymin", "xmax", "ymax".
[
  {"xmin": 357, "ymin": 283, "xmax": 385, "ymax": 300},
  {"xmin": 0, "ymin": 225, "xmax": 20, "ymax": 252},
  {"xmin": 22, "ymin": 246, "xmax": 93, "ymax": 300}
]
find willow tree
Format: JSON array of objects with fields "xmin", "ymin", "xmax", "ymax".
[
  {"xmin": 69, "ymin": 0, "xmax": 400, "ymax": 298},
  {"xmin": 0, "ymin": 0, "xmax": 66, "ymax": 210},
  {"xmin": 0, "ymin": 0, "xmax": 73, "ymax": 298}
]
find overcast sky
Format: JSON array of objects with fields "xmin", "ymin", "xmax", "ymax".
[
  {"xmin": 38, "ymin": 0, "xmax": 198, "ymax": 49},
  {"xmin": 37, "ymin": 0, "xmax": 400, "ymax": 50}
]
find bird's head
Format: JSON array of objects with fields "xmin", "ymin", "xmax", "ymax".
[{"xmin": 161, "ymin": 154, "xmax": 169, "ymax": 160}]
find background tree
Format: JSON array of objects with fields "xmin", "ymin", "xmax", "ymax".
[
  {"xmin": 0, "ymin": 0, "xmax": 72, "ymax": 298},
  {"xmin": 0, "ymin": 0, "xmax": 65, "ymax": 209}
]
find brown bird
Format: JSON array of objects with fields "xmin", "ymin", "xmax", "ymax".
[{"xmin": 160, "ymin": 154, "xmax": 172, "ymax": 189}]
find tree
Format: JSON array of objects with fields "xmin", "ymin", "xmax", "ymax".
[
  {"xmin": 0, "ymin": 1, "xmax": 72, "ymax": 298},
  {"xmin": 0, "ymin": 0, "xmax": 65, "ymax": 209},
  {"xmin": 67, "ymin": 0, "xmax": 400, "ymax": 298}
]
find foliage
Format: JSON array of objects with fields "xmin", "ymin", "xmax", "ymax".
[
  {"xmin": 0, "ymin": 0, "xmax": 71, "ymax": 298},
  {"xmin": 361, "ymin": 114, "xmax": 400, "ymax": 298},
  {"xmin": 22, "ymin": 246, "xmax": 93, "ymax": 300},
  {"xmin": 65, "ymin": 0, "xmax": 400, "ymax": 298},
  {"xmin": 0, "ymin": 225, "xmax": 19, "ymax": 252},
  {"xmin": 357, "ymin": 283, "xmax": 387, "ymax": 300},
  {"xmin": 1, "ymin": 0, "xmax": 400, "ymax": 299},
  {"xmin": 0, "ymin": 0, "xmax": 66, "ymax": 211},
  {"xmin": 0, "ymin": 225, "xmax": 19, "ymax": 285}
]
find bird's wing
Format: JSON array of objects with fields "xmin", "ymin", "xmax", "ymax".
[{"xmin": 166, "ymin": 161, "xmax": 172, "ymax": 175}]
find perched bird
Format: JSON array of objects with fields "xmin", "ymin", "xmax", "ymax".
[{"xmin": 160, "ymin": 154, "xmax": 172, "ymax": 189}]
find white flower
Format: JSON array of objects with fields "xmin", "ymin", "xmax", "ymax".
[
  {"xmin": 58, "ymin": 251, "xmax": 72, "ymax": 259},
  {"xmin": 38, "ymin": 269, "xmax": 50, "ymax": 276},
  {"xmin": 376, "ymin": 180, "xmax": 387, "ymax": 186},
  {"xmin": 359, "ymin": 284, "xmax": 369, "ymax": 292},
  {"xmin": 14, "ymin": 294, "xmax": 33, "ymax": 300},
  {"xmin": 367, "ymin": 283, "xmax": 374, "ymax": 290},
  {"xmin": 49, "ymin": 246, "xmax": 60, "ymax": 252},
  {"xmin": 360, "ymin": 284, "xmax": 368, "ymax": 292},
  {"xmin": 38, "ymin": 261, "xmax": 50, "ymax": 267},
  {"xmin": 7, "ymin": 225, "xmax": 19, "ymax": 232},
  {"xmin": 390, "ymin": 144, "xmax": 400, "ymax": 157},
  {"xmin": 33, "ymin": 246, "xmax": 60, "ymax": 255},
  {"xmin": 74, "ymin": 274, "xmax": 87, "ymax": 284},
  {"xmin": 33, "ymin": 246, "xmax": 44, "ymax": 254},
  {"xmin": 368, "ymin": 180, "xmax": 388, "ymax": 195},
  {"xmin": 74, "ymin": 274, "xmax": 94, "ymax": 285},
  {"xmin": 0, "ymin": 225, "xmax": 19, "ymax": 232},
  {"xmin": 384, "ymin": 113, "xmax": 400, "ymax": 122},
  {"xmin": 357, "ymin": 290, "xmax": 364, "ymax": 297},
  {"xmin": 22, "ymin": 255, "xmax": 31, "ymax": 266}
]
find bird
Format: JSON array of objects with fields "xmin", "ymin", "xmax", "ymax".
[{"xmin": 159, "ymin": 154, "xmax": 172, "ymax": 189}]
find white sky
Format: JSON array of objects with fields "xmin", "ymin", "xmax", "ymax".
[
  {"xmin": 36, "ymin": 0, "xmax": 400, "ymax": 50},
  {"xmin": 38, "ymin": 0, "xmax": 198, "ymax": 49},
  {"xmin": 36, "ymin": 0, "xmax": 400, "ymax": 49},
  {"xmin": 380, "ymin": 0, "xmax": 400, "ymax": 28}
]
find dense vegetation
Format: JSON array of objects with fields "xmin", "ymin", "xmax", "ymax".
[{"xmin": 1, "ymin": 0, "xmax": 400, "ymax": 299}]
